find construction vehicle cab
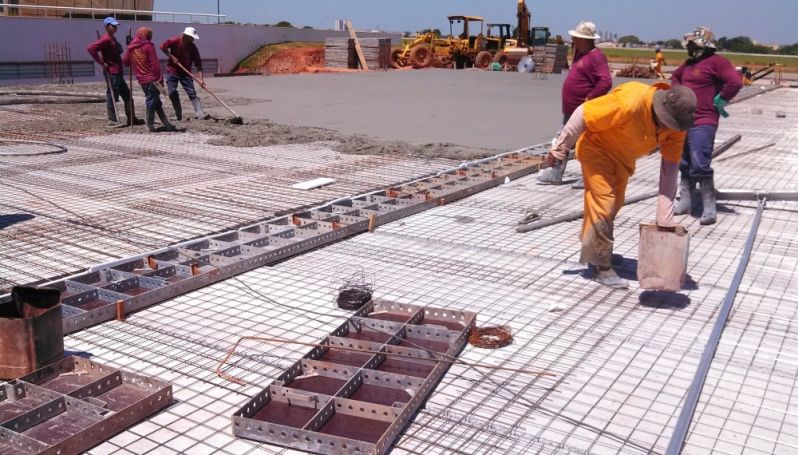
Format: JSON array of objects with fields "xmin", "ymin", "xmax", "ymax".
[
  {"xmin": 448, "ymin": 16, "xmax": 497, "ymax": 69},
  {"xmin": 487, "ymin": 23, "xmax": 512, "ymax": 51}
]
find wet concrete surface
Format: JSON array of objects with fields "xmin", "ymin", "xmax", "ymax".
[{"xmin": 207, "ymin": 70, "xmax": 566, "ymax": 153}]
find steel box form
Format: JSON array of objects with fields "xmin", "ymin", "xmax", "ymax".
[
  {"xmin": 0, "ymin": 356, "xmax": 171, "ymax": 455},
  {"xmin": 9, "ymin": 150, "xmax": 538, "ymax": 336},
  {"xmin": 232, "ymin": 301, "xmax": 476, "ymax": 454}
]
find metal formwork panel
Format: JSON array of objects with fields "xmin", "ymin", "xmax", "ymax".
[
  {"xmin": 0, "ymin": 356, "xmax": 171, "ymax": 455},
  {"xmin": 231, "ymin": 299, "xmax": 476, "ymax": 454},
  {"xmin": 0, "ymin": 149, "xmax": 542, "ymax": 336}
]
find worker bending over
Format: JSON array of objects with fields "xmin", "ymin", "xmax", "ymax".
[
  {"xmin": 123, "ymin": 27, "xmax": 175, "ymax": 132},
  {"xmin": 538, "ymin": 20, "xmax": 611, "ymax": 189},
  {"xmin": 545, "ymin": 82, "xmax": 696, "ymax": 289},
  {"xmin": 86, "ymin": 17, "xmax": 143, "ymax": 126},
  {"xmin": 672, "ymin": 26, "xmax": 742, "ymax": 225},
  {"xmin": 160, "ymin": 27, "xmax": 206, "ymax": 121}
]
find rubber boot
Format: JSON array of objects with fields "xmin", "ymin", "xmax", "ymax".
[
  {"xmin": 156, "ymin": 106, "xmax": 176, "ymax": 132},
  {"xmin": 537, "ymin": 158, "xmax": 567, "ymax": 185},
  {"xmin": 572, "ymin": 178, "xmax": 584, "ymax": 190},
  {"xmin": 169, "ymin": 92, "xmax": 182, "ymax": 121},
  {"xmin": 106, "ymin": 103, "xmax": 118, "ymax": 126},
  {"xmin": 699, "ymin": 176, "xmax": 717, "ymax": 225},
  {"xmin": 594, "ymin": 265, "xmax": 629, "ymax": 289},
  {"xmin": 190, "ymin": 97, "xmax": 205, "ymax": 119},
  {"xmin": 123, "ymin": 100, "xmax": 145, "ymax": 126},
  {"xmin": 673, "ymin": 174, "xmax": 694, "ymax": 216},
  {"xmin": 145, "ymin": 109, "xmax": 156, "ymax": 132}
]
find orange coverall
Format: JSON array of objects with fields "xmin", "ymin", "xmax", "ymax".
[
  {"xmin": 655, "ymin": 51, "xmax": 666, "ymax": 78},
  {"xmin": 576, "ymin": 82, "xmax": 687, "ymax": 266}
]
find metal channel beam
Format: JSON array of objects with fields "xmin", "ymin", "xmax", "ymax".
[
  {"xmin": 665, "ymin": 197, "xmax": 767, "ymax": 454},
  {"xmin": 0, "ymin": 146, "xmax": 545, "ymax": 335}
]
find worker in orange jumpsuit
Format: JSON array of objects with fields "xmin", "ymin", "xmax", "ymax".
[
  {"xmin": 539, "ymin": 82, "xmax": 696, "ymax": 288},
  {"xmin": 654, "ymin": 46, "xmax": 667, "ymax": 79}
]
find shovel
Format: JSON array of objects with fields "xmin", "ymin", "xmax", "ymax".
[{"xmin": 165, "ymin": 51, "xmax": 243, "ymax": 124}]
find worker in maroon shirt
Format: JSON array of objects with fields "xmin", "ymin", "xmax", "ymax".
[
  {"xmin": 160, "ymin": 27, "xmax": 206, "ymax": 121},
  {"xmin": 671, "ymin": 27, "xmax": 742, "ymax": 225},
  {"xmin": 86, "ymin": 17, "xmax": 143, "ymax": 126},
  {"xmin": 537, "ymin": 21, "xmax": 612, "ymax": 189},
  {"xmin": 123, "ymin": 27, "xmax": 175, "ymax": 133}
]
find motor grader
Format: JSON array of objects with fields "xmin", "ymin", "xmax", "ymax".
[{"xmin": 391, "ymin": 16, "xmax": 501, "ymax": 70}]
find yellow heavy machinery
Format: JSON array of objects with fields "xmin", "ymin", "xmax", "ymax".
[
  {"xmin": 391, "ymin": 15, "xmax": 501, "ymax": 69},
  {"xmin": 492, "ymin": 0, "xmax": 551, "ymax": 68}
]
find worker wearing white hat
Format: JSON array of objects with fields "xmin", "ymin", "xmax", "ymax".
[
  {"xmin": 159, "ymin": 27, "xmax": 206, "ymax": 120},
  {"xmin": 536, "ymin": 21, "xmax": 611, "ymax": 189}
]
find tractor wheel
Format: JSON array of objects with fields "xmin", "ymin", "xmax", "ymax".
[
  {"xmin": 390, "ymin": 49, "xmax": 406, "ymax": 69},
  {"xmin": 493, "ymin": 52, "xmax": 508, "ymax": 66},
  {"xmin": 409, "ymin": 45, "xmax": 433, "ymax": 69},
  {"xmin": 475, "ymin": 51, "xmax": 493, "ymax": 69}
]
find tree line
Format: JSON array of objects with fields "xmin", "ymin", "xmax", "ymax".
[{"xmin": 617, "ymin": 34, "xmax": 798, "ymax": 55}]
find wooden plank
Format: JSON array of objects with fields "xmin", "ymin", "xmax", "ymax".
[{"xmin": 346, "ymin": 20, "xmax": 369, "ymax": 71}]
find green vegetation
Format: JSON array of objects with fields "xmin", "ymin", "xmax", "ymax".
[
  {"xmin": 618, "ymin": 35, "xmax": 641, "ymax": 45},
  {"xmin": 601, "ymin": 47, "xmax": 798, "ymax": 72}
]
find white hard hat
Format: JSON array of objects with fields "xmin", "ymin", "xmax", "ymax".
[
  {"xmin": 183, "ymin": 26, "xmax": 199, "ymax": 40},
  {"xmin": 568, "ymin": 21, "xmax": 601, "ymax": 40}
]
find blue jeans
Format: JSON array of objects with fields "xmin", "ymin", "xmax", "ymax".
[
  {"xmin": 680, "ymin": 124, "xmax": 718, "ymax": 180},
  {"xmin": 166, "ymin": 73, "xmax": 197, "ymax": 100},
  {"xmin": 140, "ymin": 83, "xmax": 163, "ymax": 113},
  {"xmin": 105, "ymin": 72, "xmax": 131, "ymax": 121}
]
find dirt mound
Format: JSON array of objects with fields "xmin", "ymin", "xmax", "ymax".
[{"xmin": 263, "ymin": 47, "xmax": 324, "ymax": 75}]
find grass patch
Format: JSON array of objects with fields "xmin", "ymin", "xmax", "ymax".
[
  {"xmin": 235, "ymin": 41, "xmax": 323, "ymax": 72},
  {"xmin": 602, "ymin": 47, "xmax": 798, "ymax": 72}
]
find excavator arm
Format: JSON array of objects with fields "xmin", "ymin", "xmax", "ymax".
[{"xmin": 517, "ymin": 0, "xmax": 530, "ymax": 47}]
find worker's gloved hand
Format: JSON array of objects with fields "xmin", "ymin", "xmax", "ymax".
[{"xmin": 714, "ymin": 94, "xmax": 730, "ymax": 118}]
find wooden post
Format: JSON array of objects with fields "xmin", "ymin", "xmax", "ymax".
[{"xmin": 346, "ymin": 20, "xmax": 368, "ymax": 71}]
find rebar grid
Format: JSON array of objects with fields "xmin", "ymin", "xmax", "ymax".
[{"xmin": 32, "ymin": 88, "xmax": 798, "ymax": 454}]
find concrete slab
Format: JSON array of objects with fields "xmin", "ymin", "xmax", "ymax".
[{"xmin": 208, "ymin": 70, "xmax": 567, "ymax": 151}]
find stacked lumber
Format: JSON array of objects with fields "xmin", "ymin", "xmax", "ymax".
[
  {"xmin": 325, "ymin": 37, "xmax": 391, "ymax": 70},
  {"xmin": 325, "ymin": 38, "xmax": 355, "ymax": 69},
  {"xmin": 359, "ymin": 38, "xmax": 391, "ymax": 70},
  {"xmin": 533, "ymin": 44, "xmax": 569, "ymax": 74}
]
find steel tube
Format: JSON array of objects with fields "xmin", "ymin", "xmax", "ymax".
[{"xmin": 665, "ymin": 197, "xmax": 766, "ymax": 455}]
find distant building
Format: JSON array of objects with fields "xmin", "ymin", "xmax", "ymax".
[
  {"xmin": 334, "ymin": 19, "xmax": 346, "ymax": 31},
  {"xmin": 1, "ymin": 1, "xmax": 154, "ymax": 20}
]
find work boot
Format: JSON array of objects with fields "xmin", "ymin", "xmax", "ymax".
[
  {"xmin": 190, "ymin": 97, "xmax": 205, "ymax": 119},
  {"xmin": 593, "ymin": 265, "xmax": 629, "ymax": 289},
  {"xmin": 169, "ymin": 92, "xmax": 183, "ymax": 121},
  {"xmin": 156, "ymin": 107, "xmax": 177, "ymax": 132},
  {"xmin": 145, "ymin": 109, "xmax": 156, "ymax": 132},
  {"xmin": 123, "ymin": 100, "xmax": 145, "ymax": 125},
  {"xmin": 699, "ymin": 176, "xmax": 717, "ymax": 225},
  {"xmin": 674, "ymin": 174, "xmax": 694, "ymax": 216},
  {"xmin": 107, "ymin": 104, "xmax": 118, "ymax": 124},
  {"xmin": 537, "ymin": 159, "xmax": 567, "ymax": 185}
]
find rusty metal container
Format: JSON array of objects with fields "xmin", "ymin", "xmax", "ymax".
[
  {"xmin": 0, "ymin": 286, "xmax": 64, "ymax": 380},
  {"xmin": 638, "ymin": 223, "xmax": 690, "ymax": 292}
]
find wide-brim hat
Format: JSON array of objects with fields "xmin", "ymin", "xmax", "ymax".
[
  {"xmin": 183, "ymin": 27, "xmax": 200, "ymax": 40},
  {"xmin": 568, "ymin": 21, "xmax": 601, "ymax": 40},
  {"xmin": 653, "ymin": 85, "xmax": 697, "ymax": 131},
  {"xmin": 683, "ymin": 26, "xmax": 716, "ymax": 49}
]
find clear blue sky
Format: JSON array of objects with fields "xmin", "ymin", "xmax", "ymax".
[{"xmin": 155, "ymin": 0, "xmax": 796, "ymax": 45}]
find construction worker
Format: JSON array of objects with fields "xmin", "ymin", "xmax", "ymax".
[
  {"xmin": 86, "ymin": 17, "xmax": 143, "ymax": 126},
  {"xmin": 537, "ymin": 21, "xmax": 611, "ymax": 189},
  {"xmin": 123, "ymin": 27, "xmax": 176, "ymax": 133},
  {"xmin": 671, "ymin": 27, "xmax": 742, "ymax": 225},
  {"xmin": 160, "ymin": 27, "xmax": 206, "ymax": 121},
  {"xmin": 543, "ymin": 82, "xmax": 696, "ymax": 289},
  {"xmin": 654, "ymin": 46, "xmax": 667, "ymax": 79}
]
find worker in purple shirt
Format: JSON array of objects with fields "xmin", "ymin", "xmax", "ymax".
[
  {"xmin": 537, "ymin": 21, "xmax": 611, "ymax": 188},
  {"xmin": 86, "ymin": 17, "xmax": 143, "ymax": 126},
  {"xmin": 160, "ymin": 27, "xmax": 206, "ymax": 121},
  {"xmin": 671, "ymin": 27, "xmax": 742, "ymax": 225}
]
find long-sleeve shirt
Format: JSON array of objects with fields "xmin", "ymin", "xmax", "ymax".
[
  {"xmin": 671, "ymin": 53, "xmax": 743, "ymax": 127},
  {"xmin": 123, "ymin": 36, "xmax": 161, "ymax": 85},
  {"xmin": 87, "ymin": 33, "xmax": 124, "ymax": 75},
  {"xmin": 160, "ymin": 36, "xmax": 202, "ymax": 76},
  {"xmin": 561, "ymin": 48, "xmax": 612, "ymax": 117}
]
